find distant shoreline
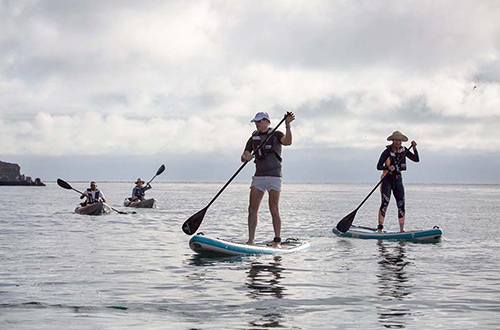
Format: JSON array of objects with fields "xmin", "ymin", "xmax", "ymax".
[
  {"xmin": 0, "ymin": 181, "xmax": 46, "ymax": 187},
  {"xmin": 33, "ymin": 181, "xmax": 500, "ymax": 186}
]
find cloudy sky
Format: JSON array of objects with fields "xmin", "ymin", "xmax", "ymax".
[{"xmin": 1, "ymin": 0, "xmax": 500, "ymax": 183}]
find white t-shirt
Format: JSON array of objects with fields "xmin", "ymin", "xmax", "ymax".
[{"xmin": 85, "ymin": 189, "xmax": 105, "ymax": 203}]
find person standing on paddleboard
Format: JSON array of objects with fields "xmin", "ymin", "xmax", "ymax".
[
  {"xmin": 376, "ymin": 131, "xmax": 419, "ymax": 233},
  {"xmin": 241, "ymin": 111, "xmax": 295, "ymax": 248}
]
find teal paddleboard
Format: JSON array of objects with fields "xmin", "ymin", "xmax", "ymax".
[
  {"xmin": 189, "ymin": 234, "xmax": 310, "ymax": 256},
  {"xmin": 332, "ymin": 225, "xmax": 443, "ymax": 241}
]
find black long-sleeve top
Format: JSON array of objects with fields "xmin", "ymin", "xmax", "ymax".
[{"xmin": 377, "ymin": 145, "xmax": 419, "ymax": 174}]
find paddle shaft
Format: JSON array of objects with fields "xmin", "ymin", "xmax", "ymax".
[
  {"xmin": 71, "ymin": 187, "xmax": 86, "ymax": 196},
  {"xmin": 352, "ymin": 145, "xmax": 415, "ymax": 212},
  {"xmin": 148, "ymin": 175, "xmax": 158, "ymax": 184},
  {"xmin": 145, "ymin": 165, "xmax": 165, "ymax": 185},
  {"xmin": 205, "ymin": 112, "xmax": 291, "ymax": 210}
]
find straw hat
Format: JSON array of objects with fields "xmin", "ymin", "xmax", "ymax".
[
  {"xmin": 135, "ymin": 178, "xmax": 145, "ymax": 184},
  {"xmin": 387, "ymin": 131, "xmax": 408, "ymax": 142}
]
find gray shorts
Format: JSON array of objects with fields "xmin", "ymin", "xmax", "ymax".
[{"xmin": 250, "ymin": 176, "xmax": 282, "ymax": 192}]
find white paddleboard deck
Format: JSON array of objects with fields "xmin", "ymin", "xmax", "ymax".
[{"xmin": 189, "ymin": 234, "xmax": 310, "ymax": 256}]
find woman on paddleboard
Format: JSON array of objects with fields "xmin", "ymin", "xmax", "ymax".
[
  {"xmin": 377, "ymin": 131, "xmax": 419, "ymax": 233},
  {"xmin": 241, "ymin": 111, "xmax": 295, "ymax": 248}
]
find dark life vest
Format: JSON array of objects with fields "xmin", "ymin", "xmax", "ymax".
[
  {"xmin": 86, "ymin": 188, "xmax": 101, "ymax": 204},
  {"xmin": 251, "ymin": 128, "xmax": 282, "ymax": 162},
  {"xmin": 134, "ymin": 186, "xmax": 146, "ymax": 198},
  {"xmin": 388, "ymin": 146, "xmax": 407, "ymax": 174}
]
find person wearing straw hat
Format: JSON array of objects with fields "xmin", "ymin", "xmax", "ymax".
[
  {"xmin": 376, "ymin": 131, "xmax": 419, "ymax": 233},
  {"xmin": 241, "ymin": 111, "xmax": 295, "ymax": 248},
  {"xmin": 131, "ymin": 178, "xmax": 152, "ymax": 202}
]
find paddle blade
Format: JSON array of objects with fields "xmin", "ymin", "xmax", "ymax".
[
  {"xmin": 336, "ymin": 209, "xmax": 357, "ymax": 233},
  {"xmin": 156, "ymin": 164, "xmax": 166, "ymax": 176},
  {"xmin": 57, "ymin": 178, "xmax": 73, "ymax": 190},
  {"xmin": 182, "ymin": 207, "xmax": 208, "ymax": 235},
  {"xmin": 113, "ymin": 208, "xmax": 127, "ymax": 214}
]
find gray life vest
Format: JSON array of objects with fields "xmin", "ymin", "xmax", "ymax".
[
  {"xmin": 251, "ymin": 128, "xmax": 282, "ymax": 162},
  {"xmin": 86, "ymin": 188, "xmax": 101, "ymax": 204}
]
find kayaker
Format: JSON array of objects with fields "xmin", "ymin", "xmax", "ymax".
[
  {"xmin": 80, "ymin": 181, "xmax": 106, "ymax": 206},
  {"xmin": 376, "ymin": 131, "xmax": 419, "ymax": 233},
  {"xmin": 241, "ymin": 111, "xmax": 295, "ymax": 248},
  {"xmin": 131, "ymin": 178, "xmax": 151, "ymax": 202}
]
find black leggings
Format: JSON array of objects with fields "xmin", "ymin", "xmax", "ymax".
[{"xmin": 380, "ymin": 175, "xmax": 405, "ymax": 219}]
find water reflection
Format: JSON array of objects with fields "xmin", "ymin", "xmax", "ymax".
[
  {"xmin": 246, "ymin": 256, "xmax": 286, "ymax": 299},
  {"xmin": 376, "ymin": 241, "xmax": 413, "ymax": 329},
  {"xmin": 186, "ymin": 253, "xmax": 244, "ymax": 267},
  {"xmin": 246, "ymin": 256, "xmax": 288, "ymax": 328}
]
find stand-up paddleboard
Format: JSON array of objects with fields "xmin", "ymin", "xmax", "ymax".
[
  {"xmin": 189, "ymin": 233, "xmax": 310, "ymax": 256},
  {"xmin": 332, "ymin": 225, "xmax": 443, "ymax": 241}
]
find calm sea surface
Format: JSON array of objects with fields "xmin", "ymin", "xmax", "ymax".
[{"xmin": 0, "ymin": 182, "xmax": 499, "ymax": 329}]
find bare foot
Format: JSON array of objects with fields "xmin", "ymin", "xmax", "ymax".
[
  {"xmin": 378, "ymin": 230, "xmax": 383, "ymax": 234},
  {"xmin": 272, "ymin": 243, "xmax": 281, "ymax": 248},
  {"xmin": 400, "ymin": 230, "xmax": 406, "ymax": 233},
  {"xmin": 246, "ymin": 240, "xmax": 255, "ymax": 245}
]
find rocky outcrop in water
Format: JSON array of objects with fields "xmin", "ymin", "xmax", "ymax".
[{"xmin": 0, "ymin": 160, "xmax": 45, "ymax": 186}]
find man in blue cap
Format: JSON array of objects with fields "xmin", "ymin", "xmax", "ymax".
[{"xmin": 241, "ymin": 111, "xmax": 295, "ymax": 248}]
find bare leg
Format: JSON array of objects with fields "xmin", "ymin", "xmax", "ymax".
[
  {"xmin": 399, "ymin": 215, "xmax": 405, "ymax": 232},
  {"xmin": 247, "ymin": 187, "xmax": 265, "ymax": 245},
  {"xmin": 268, "ymin": 190, "xmax": 282, "ymax": 248},
  {"xmin": 378, "ymin": 209, "xmax": 385, "ymax": 233}
]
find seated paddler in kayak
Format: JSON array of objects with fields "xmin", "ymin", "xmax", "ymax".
[
  {"xmin": 80, "ymin": 181, "xmax": 106, "ymax": 206},
  {"xmin": 240, "ymin": 111, "xmax": 295, "ymax": 248},
  {"xmin": 376, "ymin": 131, "xmax": 419, "ymax": 233},
  {"xmin": 130, "ymin": 178, "xmax": 152, "ymax": 202}
]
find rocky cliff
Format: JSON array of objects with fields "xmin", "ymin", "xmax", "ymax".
[
  {"xmin": 0, "ymin": 161, "xmax": 21, "ymax": 181},
  {"xmin": 0, "ymin": 160, "xmax": 44, "ymax": 186}
]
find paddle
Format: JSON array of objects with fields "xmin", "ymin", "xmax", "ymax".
[
  {"xmin": 57, "ymin": 179, "xmax": 130, "ymax": 215},
  {"xmin": 148, "ymin": 164, "xmax": 165, "ymax": 185},
  {"xmin": 127, "ymin": 164, "xmax": 165, "ymax": 204},
  {"xmin": 182, "ymin": 112, "xmax": 292, "ymax": 235},
  {"xmin": 335, "ymin": 145, "xmax": 415, "ymax": 233}
]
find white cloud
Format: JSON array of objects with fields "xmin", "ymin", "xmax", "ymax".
[
  {"xmin": 0, "ymin": 112, "xmax": 256, "ymax": 155},
  {"xmin": 1, "ymin": 0, "xmax": 500, "ymax": 162}
]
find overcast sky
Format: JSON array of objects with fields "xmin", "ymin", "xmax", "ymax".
[{"xmin": 1, "ymin": 0, "xmax": 500, "ymax": 183}]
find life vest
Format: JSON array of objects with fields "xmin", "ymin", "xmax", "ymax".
[
  {"xmin": 86, "ymin": 188, "xmax": 102, "ymax": 204},
  {"xmin": 388, "ymin": 146, "xmax": 407, "ymax": 173},
  {"xmin": 134, "ymin": 186, "xmax": 146, "ymax": 198},
  {"xmin": 251, "ymin": 128, "xmax": 282, "ymax": 162}
]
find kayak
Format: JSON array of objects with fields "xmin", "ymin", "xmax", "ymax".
[
  {"xmin": 189, "ymin": 234, "xmax": 310, "ymax": 256},
  {"xmin": 75, "ymin": 202, "xmax": 112, "ymax": 215},
  {"xmin": 332, "ymin": 225, "xmax": 443, "ymax": 241},
  {"xmin": 123, "ymin": 198, "xmax": 158, "ymax": 208}
]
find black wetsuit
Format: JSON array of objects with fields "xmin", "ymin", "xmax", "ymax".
[{"xmin": 377, "ymin": 146, "xmax": 419, "ymax": 219}]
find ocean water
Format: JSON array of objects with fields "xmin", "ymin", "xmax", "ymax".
[{"xmin": 0, "ymin": 182, "xmax": 499, "ymax": 329}]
